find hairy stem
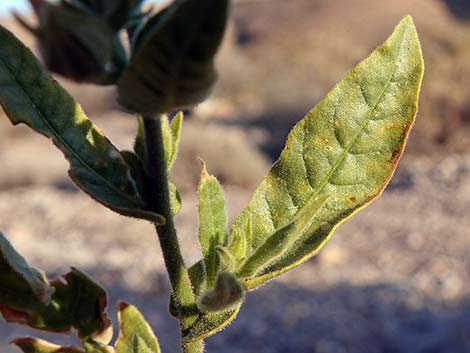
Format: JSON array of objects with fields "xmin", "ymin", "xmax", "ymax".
[
  {"xmin": 142, "ymin": 115, "xmax": 202, "ymax": 353},
  {"xmin": 183, "ymin": 341, "xmax": 205, "ymax": 353}
]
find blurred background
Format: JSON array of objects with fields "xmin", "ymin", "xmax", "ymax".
[{"xmin": 0, "ymin": 0, "xmax": 469, "ymax": 352}]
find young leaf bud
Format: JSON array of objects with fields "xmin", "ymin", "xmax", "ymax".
[{"xmin": 197, "ymin": 272, "xmax": 244, "ymax": 313}]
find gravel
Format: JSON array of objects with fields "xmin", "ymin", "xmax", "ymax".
[{"xmin": 0, "ymin": 152, "xmax": 468, "ymax": 353}]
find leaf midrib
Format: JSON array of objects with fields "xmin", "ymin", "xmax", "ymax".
[
  {"xmin": 297, "ymin": 28, "xmax": 407, "ymax": 218},
  {"xmin": 0, "ymin": 52, "xmax": 142, "ymax": 208}
]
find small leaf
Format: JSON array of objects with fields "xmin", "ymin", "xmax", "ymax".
[
  {"xmin": 168, "ymin": 112, "xmax": 183, "ymax": 171},
  {"xmin": 134, "ymin": 112, "xmax": 183, "ymax": 172},
  {"xmin": 237, "ymin": 195, "xmax": 330, "ymax": 279},
  {"xmin": 13, "ymin": 338, "xmax": 113, "ymax": 353},
  {"xmin": 0, "ymin": 232, "xmax": 54, "ymax": 305},
  {"xmin": 115, "ymin": 302, "xmax": 161, "ymax": 353},
  {"xmin": 215, "ymin": 246, "xmax": 236, "ymax": 273},
  {"xmin": 0, "ymin": 25, "xmax": 164, "ymax": 224},
  {"xmin": 117, "ymin": 0, "xmax": 230, "ymax": 115},
  {"xmin": 198, "ymin": 161, "xmax": 228, "ymax": 287},
  {"xmin": 197, "ymin": 272, "xmax": 244, "ymax": 313},
  {"xmin": 121, "ymin": 150, "xmax": 181, "ymax": 216},
  {"xmin": 13, "ymin": 338, "xmax": 84, "ymax": 353},
  {"xmin": 227, "ymin": 216, "xmax": 252, "ymax": 266},
  {"xmin": 169, "ymin": 182, "xmax": 182, "ymax": 216},
  {"xmin": 0, "ymin": 265, "xmax": 113, "ymax": 343},
  {"xmin": 132, "ymin": 336, "xmax": 153, "ymax": 353},
  {"xmin": 230, "ymin": 16, "xmax": 424, "ymax": 290},
  {"xmin": 182, "ymin": 307, "xmax": 240, "ymax": 344}
]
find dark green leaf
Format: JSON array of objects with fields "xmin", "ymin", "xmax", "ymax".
[
  {"xmin": 230, "ymin": 16, "xmax": 424, "ymax": 290},
  {"xmin": 18, "ymin": 1, "xmax": 122, "ymax": 84},
  {"xmin": 0, "ymin": 25, "xmax": 164, "ymax": 224},
  {"xmin": 117, "ymin": 0, "xmax": 230, "ymax": 115},
  {"xmin": 1, "ymin": 267, "xmax": 112, "ymax": 343}
]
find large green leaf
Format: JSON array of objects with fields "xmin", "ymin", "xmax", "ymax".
[
  {"xmin": 198, "ymin": 162, "xmax": 228, "ymax": 287},
  {"xmin": 0, "ymin": 25, "xmax": 164, "ymax": 224},
  {"xmin": 115, "ymin": 303, "xmax": 161, "ymax": 353},
  {"xmin": 117, "ymin": 0, "xmax": 230, "ymax": 115},
  {"xmin": 230, "ymin": 16, "xmax": 424, "ymax": 290}
]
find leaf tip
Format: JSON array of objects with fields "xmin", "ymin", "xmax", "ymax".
[{"xmin": 198, "ymin": 157, "xmax": 211, "ymax": 181}]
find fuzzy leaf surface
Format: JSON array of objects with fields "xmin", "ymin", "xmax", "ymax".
[
  {"xmin": 182, "ymin": 306, "xmax": 240, "ymax": 344},
  {"xmin": 198, "ymin": 163, "xmax": 228, "ymax": 287},
  {"xmin": 230, "ymin": 16, "xmax": 424, "ymax": 289},
  {"xmin": 117, "ymin": 0, "xmax": 229, "ymax": 114},
  {"xmin": 115, "ymin": 303, "xmax": 161, "ymax": 353},
  {"xmin": 0, "ymin": 26, "xmax": 163, "ymax": 224}
]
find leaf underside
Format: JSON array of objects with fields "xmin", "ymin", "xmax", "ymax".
[
  {"xmin": 117, "ymin": 0, "xmax": 229, "ymax": 115},
  {"xmin": 0, "ymin": 25, "xmax": 164, "ymax": 224},
  {"xmin": 230, "ymin": 15, "xmax": 424, "ymax": 290},
  {"xmin": 0, "ymin": 234, "xmax": 112, "ymax": 343}
]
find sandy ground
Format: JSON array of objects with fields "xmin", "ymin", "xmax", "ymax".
[
  {"xmin": 0, "ymin": 117, "xmax": 468, "ymax": 352},
  {"xmin": 0, "ymin": 0, "xmax": 469, "ymax": 351}
]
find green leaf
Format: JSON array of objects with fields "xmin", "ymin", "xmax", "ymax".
[
  {"xmin": 237, "ymin": 195, "xmax": 330, "ymax": 279},
  {"xmin": 230, "ymin": 16, "xmax": 424, "ymax": 290},
  {"xmin": 134, "ymin": 112, "xmax": 183, "ymax": 172},
  {"xmin": 197, "ymin": 272, "xmax": 244, "ymax": 313},
  {"xmin": 13, "ymin": 338, "xmax": 84, "ymax": 353},
  {"xmin": 117, "ymin": 0, "xmax": 230, "ymax": 115},
  {"xmin": 182, "ymin": 306, "xmax": 240, "ymax": 344},
  {"xmin": 69, "ymin": 0, "xmax": 146, "ymax": 31},
  {"xmin": 0, "ymin": 25, "xmax": 164, "ymax": 224},
  {"xmin": 121, "ymin": 150, "xmax": 182, "ymax": 216},
  {"xmin": 115, "ymin": 302, "xmax": 161, "ymax": 353},
  {"xmin": 19, "ymin": 1, "xmax": 122, "ymax": 85},
  {"xmin": 1, "ymin": 267, "xmax": 113, "ymax": 343},
  {"xmin": 215, "ymin": 246, "xmax": 236, "ymax": 273},
  {"xmin": 227, "ymin": 216, "xmax": 252, "ymax": 266},
  {"xmin": 132, "ymin": 336, "xmax": 153, "ymax": 353},
  {"xmin": 13, "ymin": 338, "xmax": 113, "ymax": 353},
  {"xmin": 169, "ymin": 182, "xmax": 182, "ymax": 216},
  {"xmin": 0, "ymin": 232, "xmax": 54, "ymax": 305},
  {"xmin": 168, "ymin": 111, "xmax": 183, "ymax": 171},
  {"xmin": 198, "ymin": 161, "xmax": 228, "ymax": 287}
]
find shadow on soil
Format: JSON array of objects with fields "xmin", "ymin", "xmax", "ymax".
[{"xmin": 1, "ymin": 276, "xmax": 469, "ymax": 353}]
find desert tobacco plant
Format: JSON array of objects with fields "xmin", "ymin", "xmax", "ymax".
[{"xmin": 0, "ymin": 0, "xmax": 424, "ymax": 352}]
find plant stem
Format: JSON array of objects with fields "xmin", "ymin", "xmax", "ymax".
[
  {"xmin": 142, "ymin": 115, "xmax": 202, "ymax": 353},
  {"xmin": 183, "ymin": 341, "xmax": 205, "ymax": 353}
]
